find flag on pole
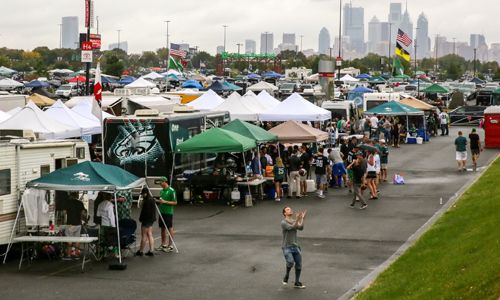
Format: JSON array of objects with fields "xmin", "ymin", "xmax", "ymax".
[
  {"xmin": 397, "ymin": 29, "xmax": 412, "ymax": 47},
  {"xmin": 395, "ymin": 42, "xmax": 411, "ymax": 62},
  {"xmin": 170, "ymin": 43, "xmax": 187, "ymax": 58},
  {"xmin": 392, "ymin": 56, "xmax": 405, "ymax": 77},
  {"xmin": 92, "ymin": 60, "xmax": 103, "ymax": 122},
  {"xmin": 169, "ymin": 56, "xmax": 183, "ymax": 72}
]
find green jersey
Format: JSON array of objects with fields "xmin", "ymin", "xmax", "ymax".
[
  {"xmin": 159, "ymin": 187, "xmax": 177, "ymax": 215},
  {"xmin": 455, "ymin": 136, "xmax": 467, "ymax": 152}
]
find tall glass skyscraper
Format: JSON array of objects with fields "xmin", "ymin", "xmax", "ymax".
[
  {"xmin": 61, "ymin": 16, "xmax": 79, "ymax": 49},
  {"xmin": 343, "ymin": 3, "xmax": 365, "ymax": 54},
  {"xmin": 318, "ymin": 27, "xmax": 331, "ymax": 55}
]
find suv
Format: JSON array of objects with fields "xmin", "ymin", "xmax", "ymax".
[
  {"xmin": 55, "ymin": 84, "xmax": 79, "ymax": 98},
  {"xmin": 449, "ymin": 105, "xmax": 487, "ymax": 125},
  {"xmin": 278, "ymin": 82, "xmax": 297, "ymax": 98}
]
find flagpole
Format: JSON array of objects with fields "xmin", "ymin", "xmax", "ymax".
[{"xmin": 165, "ymin": 20, "xmax": 170, "ymax": 70}]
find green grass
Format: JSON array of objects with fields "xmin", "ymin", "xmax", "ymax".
[{"xmin": 356, "ymin": 158, "xmax": 500, "ymax": 300}]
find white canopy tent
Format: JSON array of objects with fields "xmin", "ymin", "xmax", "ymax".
[
  {"xmin": 127, "ymin": 95, "xmax": 176, "ymax": 113},
  {"xmin": 0, "ymin": 101, "xmax": 81, "ymax": 139},
  {"xmin": 65, "ymin": 96, "xmax": 122, "ymax": 109},
  {"xmin": 44, "ymin": 100, "xmax": 101, "ymax": 136},
  {"xmin": 340, "ymin": 74, "xmax": 359, "ymax": 82},
  {"xmin": 70, "ymin": 99, "xmax": 114, "ymax": 122},
  {"xmin": 187, "ymin": 89, "xmax": 224, "ymax": 110},
  {"xmin": 247, "ymin": 81, "xmax": 279, "ymax": 93},
  {"xmin": 240, "ymin": 91, "xmax": 268, "ymax": 113},
  {"xmin": 259, "ymin": 92, "xmax": 331, "ymax": 122},
  {"xmin": 0, "ymin": 110, "xmax": 11, "ymax": 122},
  {"xmin": 6, "ymin": 106, "xmax": 22, "ymax": 115},
  {"xmin": 125, "ymin": 77, "xmax": 156, "ymax": 89},
  {"xmin": 256, "ymin": 90, "xmax": 281, "ymax": 110},
  {"xmin": 214, "ymin": 92, "xmax": 259, "ymax": 121},
  {"xmin": 141, "ymin": 72, "xmax": 164, "ymax": 80},
  {"xmin": 0, "ymin": 78, "xmax": 23, "ymax": 90}
]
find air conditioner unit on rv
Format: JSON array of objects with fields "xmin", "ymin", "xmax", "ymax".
[
  {"xmin": 114, "ymin": 88, "xmax": 132, "ymax": 96},
  {"xmin": 134, "ymin": 88, "xmax": 151, "ymax": 95},
  {"xmin": 135, "ymin": 109, "xmax": 160, "ymax": 117},
  {"xmin": 0, "ymin": 129, "xmax": 36, "ymax": 141}
]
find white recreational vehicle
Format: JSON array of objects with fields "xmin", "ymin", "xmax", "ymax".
[
  {"xmin": 0, "ymin": 137, "xmax": 89, "ymax": 245},
  {"xmin": 362, "ymin": 92, "xmax": 400, "ymax": 112}
]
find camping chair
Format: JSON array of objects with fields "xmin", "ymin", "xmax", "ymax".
[{"xmin": 118, "ymin": 218, "xmax": 137, "ymax": 257}]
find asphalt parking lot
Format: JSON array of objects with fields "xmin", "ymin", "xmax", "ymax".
[{"xmin": 0, "ymin": 126, "xmax": 496, "ymax": 300}]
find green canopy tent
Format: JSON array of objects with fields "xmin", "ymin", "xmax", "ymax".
[
  {"xmin": 363, "ymin": 101, "xmax": 426, "ymax": 139},
  {"xmin": 222, "ymin": 119, "xmax": 278, "ymax": 143},
  {"xmin": 421, "ymin": 83, "xmax": 449, "ymax": 94},
  {"xmin": 4, "ymin": 161, "xmax": 146, "ymax": 265}
]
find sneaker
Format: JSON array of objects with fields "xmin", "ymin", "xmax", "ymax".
[
  {"xmin": 145, "ymin": 251, "xmax": 154, "ymax": 257},
  {"xmin": 135, "ymin": 251, "xmax": 144, "ymax": 257},
  {"xmin": 162, "ymin": 246, "xmax": 174, "ymax": 253},
  {"xmin": 349, "ymin": 204, "xmax": 355, "ymax": 209},
  {"xmin": 282, "ymin": 276, "xmax": 288, "ymax": 285},
  {"xmin": 360, "ymin": 204, "xmax": 368, "ymax": 210},
  {"xmin": 275, "ymin": 198, "xmax": 281, "ymax": 202},
  {"xmin": 62, "ymin": 256, "xmax": 72, "ymax": 261},
  {"xmin": 318, "ymin": 194, "xmax": 325, "ymax": 199},
  {"xmin": 294, "ymin": 282, "xmax": 306, "ymax": 289},
  {"xmin": 156, "ymin": 245, "xmax": 167, "ymax": 251}
]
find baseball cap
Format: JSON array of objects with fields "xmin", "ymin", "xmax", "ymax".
[
  {"xmin": 380, "ymin": 139, "xmax": 386, "ymax": 143},
  {"xmin": 356, "ymin": 151, "xmax": 364, "ymax": 157},
  {"xmin": 159, "ymin": 176, "xmax": 168, "ymax": 182}
]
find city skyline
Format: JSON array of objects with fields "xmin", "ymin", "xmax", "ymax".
[{"xmin": 0, "ymin": 0, "xmax": 498, "ymax": 58}]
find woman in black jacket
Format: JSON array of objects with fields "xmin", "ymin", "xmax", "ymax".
[{"xmin": 136, "ymin": 188, "xmax": 157, "ymax": 256}]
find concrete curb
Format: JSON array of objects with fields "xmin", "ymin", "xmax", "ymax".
[{"xmin": 338, "ymin": 154, "xmax": 499, "ymax": 300}]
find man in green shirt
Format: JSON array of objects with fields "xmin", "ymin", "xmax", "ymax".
[
  {"xmin": 156, "ymin": 177, "xmax": 177, "ymax": 252},
  {"xmin": 454, "ymin": 131, "xmax": 468, "ymax": 171}
]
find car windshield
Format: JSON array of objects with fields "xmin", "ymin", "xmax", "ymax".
[
  {"xmin": 301, "ymin": 84, "xmax": 312, "ymax": 89},
  {"xmin": 59, "ymin": 85, "xmax": 72, "ymax": 90},
  {"xmin": 280, "ymin": 83, "xmax": 295, "ymax": 89}
]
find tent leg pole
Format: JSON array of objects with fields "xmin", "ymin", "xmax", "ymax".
[
  {"xmin": 154, "ymin": 203, "xmax": 178, "ymax": 253},
  {"xmin": 169, "ymin": 153, "xmax": 176, "ymax": 184},
  {"xmin": 113, "ymin": 192, "xmax": 122, "ymax": 264},
  {"xmin": 3, "ymin": 198, "xmax": 24, "ymax": 264},
  {"xmin": 242, "ymin": 154, "xmax": 252, "ymax": 197}
]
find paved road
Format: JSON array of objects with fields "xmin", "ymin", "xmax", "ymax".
[{"xmin": 0, "ymin": 126, "xmax": 496, "ymax": 300}]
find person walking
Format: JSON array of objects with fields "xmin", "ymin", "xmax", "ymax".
[
  {"xmin": 468, "ymin": 128, "xmax": 482, "ymax": 172},
  {"xmin": 273, "ymin": 158, "xmax": 286, "ymax": 202},
  {"xmin": 454, "ymin": 131, "xmax": 468, "ymax": 171},
  {"xmin": 366, "ymin": 151, "xmax": 378, "ymax": 199},
  {"xmin": 299, "ymin": 146, "xmax": 311, "ymax": 196},
  {"xmin": 136, "ymin": 188, "xmax": 156, "ymax": 257},
  {"xmin": 439, "ymin": 111, "xmax": 449, "ymax": 136},
  {"xmin": 287, "ymin": 149, "xmax": 302, "ymax": 199},
  {"xmin": 347, "ymin": 152, "xmax": 368, "ymax": 209},
  {"xmin": 156, "ymin": 177, "xmax": 177, "ymax": 252},
  {"xmin": 314, "ymin": 148, "xmax": 330, "ymax": 198},
  {"xmin": 281, "ymin": 206, "xmax": 307, "ymax": 289},
  {"xmin": 379, "ymin": 139, "xmax": 389, "ymax": 182}
]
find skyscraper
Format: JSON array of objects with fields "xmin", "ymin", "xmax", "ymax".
[
  {"xmin": 282, "ymin": 33, "xmax": 296, "ymax": 45},
  {"xmin": 343, "ymin": 3, "xmax": 365, "ymax": 54},
  {"xmin": 318, "ymin": 27, "xmax": 331, "ymax": 55},
  {"xmin": 399, "ymin": 6, "xmax": 413, "ymax": 54},
  {"xmin": 388, "ymin": 3, "xmax": 402, "ymax": 53},
  {"xmin": 61, "ymin": 16, "xmax": 79, "ymax": 49},
  {"xmin": 245, "ymin": 39, "xmax": 256, "ymax": 54},
  {"xmin": 470, "ymin": 34, "xmax": 487, "ymax": 48},
  {"xmin": 367, "ymin": 16, "xmax": 381, "ymax": 55},
  {"xmin": 416, "ymin": 13, "xmax": 430, "ymax": 58},
  {"xmin": 260, "ymin": 32, "xmax": 274, "ymax": 54}
]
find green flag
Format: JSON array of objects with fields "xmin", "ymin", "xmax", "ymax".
[
  {"xmin": 392, "ymin": 56, "xmax": 404, "ymax": 77},
  {"xmin": 169, "ymin": 56, "xmax": 183, "ymax": 72}
]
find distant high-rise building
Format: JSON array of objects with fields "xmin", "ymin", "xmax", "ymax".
[
  {"xmin": 260, "ymin": 32, "xmax": 274, "ymax": 54},
  {"xmin": 367, "ymin": 16, "xmax": 381, "ymax": 54},
  {"xmin": 470, "ymin": 34, "xmax": 487, "ymax": 48},
  {"xmin": 388, "ymin": 2, "xmax": 402, "ymax": 53},
  {"xmin": 108, "ymin": 41, "xmax": 128, "ymax": 53},
  {"xmin": 245, "ymin": 39, "xmax": 256, "ymax": 54},
  {"xmin": 399, "ymin": 6, "xmax": 413, "ymax": 54},
  {"xmin": 343, "ymin": 3, "xmax": 365, "ymax": 54},
  {"xmin": 61, "ymin": 16, "xmax": 79, "ymax": 49},
  {"xmin": 318, "ymin": 27, "xmax": 331, "ymax": 55},
  {"xmin": 416, "ymin": 13, "xmax": 430, "ymax": 58},
  {"xmin": 216, "ymin": 45, "xmax": 225, "ymax": 54},
  {"xmin": 178, "ymin": 43, "xmax": 190, "ymax": 52},
  {"xmin": 282, "ymin": 33, "xmax": 296, "ymax": 45}
]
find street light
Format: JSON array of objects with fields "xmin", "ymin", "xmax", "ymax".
[
  {"xmin": 300, "ymin": 35, "xmax": 304, "ymax": 52},
  {"xmin": 58, "ymin": 24, "xmax": 62, "ymax": 48},
  {"xmin": 223, "ymin": 25, "xmax": 228, "ymax": 52},
  {"xmin": 165, "ymin": 20, "xmax": 170, "ymax": 67},
  {"xmin": 117, "ymin": 29, "xmax": 121, "ymax": 50},
  {"xmin": 337, "ymin": 0, "xmax": 342, "ymax": 80}
]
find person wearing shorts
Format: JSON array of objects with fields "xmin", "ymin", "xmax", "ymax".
[
  {"xmin": 137, "ymin": 188, "xmax": 156, "ymax": 256},
  {"xmin": 314, "ymin": 149, "xmax": 330, "ymax": 198},
  {"xmin": 273, "ymin": 158, "xmax": 286, "ymax": 202},
  {"xmin": 63, "ymin": 193, "xmax": 86, "ymax": 259},
  {"xmin": 469, "ymin": 128, "xmax": 481, "ymax": 172},
  {"xmin": 157, "ymin": 177, "xmax": 177, "ymax": 253},
  {"xmin": 454, "ymin": 131, "xmax": 467, "ymax": 171}
]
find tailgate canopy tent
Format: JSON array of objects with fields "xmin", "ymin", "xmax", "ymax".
[
  {"xmin": 247, "ymin": 81, "xmax": 278, "ymax": 93},
  {"xmin": 256, "ymin": 90, "xmax": 281, "ymax": 110},
  {"xmin": 27, "ymin": 93, "xmax": 56, "ymax": 107},
  {"xmin": 4, "ymin": 161, "xmax": 145, "ymax": 265},
  {"xmin": 421, "ymin": 83, "xmax": 449, "ymax": 94},
  {"xmin": 0, "ymin": 101, "xmax": 80, "ymax": 139},
  {"xmin": 214, "ymin": 92, "xmax": 260, "ymax": 121},
  {"xmin": 0, "ymin": 66, "xmax": 17, "ymax": 76},
  {"xmin": 25, "ymin": 80, "xmax": 50, "ymax": 88},
  {"xmin": 259, "ymin": 92, "xmax": 331, "ymax": 122},
  {"xmin": 187, "ymin": 89, "xmax": 224, "ymax": 110},
  {"xmin": 125, "ymin": 77, "xmax": 156, "ymax": 89},
  {"xmin": 181, "ymin": 80, "xmax": 203, "ymax": 89},
  {"xmin": 268, "ymin": 120, "xmax": 329, "ymax": 143},
  {"xmin": 240, "ymin": 91, "xmax": 268, "ymax": 114},
  {"xmin": 363, "ymin": 101, "xmax": 426, "ymax": 136},
  {"xmin": 223, "ymin": 119, "xmax": 278, "ymax": 143},
  {"xmin": 176, "ymin": 127, "xmax": 257, "ymax": 154},
  {"xmin": 0, "ymin": 110, "xmax": 11, "ymax": 122},
  {"xmin": 141, "ymin": 72, "xmax": 164, "ymax": 80},
  {"xmin": 0, "ymin": 78, "xmax": 23, "ymax": 90},
  {"xmin": 399, "ymin": 97, "xmax": 437, "ymax": 112},
  {"xmin": 45, "ymin": 100, "xmax": 101, "ymax": 135}
]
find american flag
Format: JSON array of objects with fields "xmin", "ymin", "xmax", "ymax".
[
  {"xmin": 170, "ymin": 43, "xmax": 187, "ymax": 58},
  {"xmin": 397, "ymin": 29, "xmax": 412, "ymax": 47}
]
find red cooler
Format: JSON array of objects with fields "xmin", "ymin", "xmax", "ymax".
[{"xmin": 483, "ymin": 106, "xmax": 500, "ymax": 148}]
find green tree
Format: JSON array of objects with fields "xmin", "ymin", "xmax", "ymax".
[
  {"xmin": 0, "ymin": 55, "xmax": 10, "ymax": 67},
  {"xmin": 191, "ymin": 51, "xmax": 215, "ymax": 69},
  {"xmin": 103, "ymin": 55, "xmax": 124, "ymax": 77},
  {"xmin": 139, "ymin": 51, "xmax": 159, "ymax": 67}
]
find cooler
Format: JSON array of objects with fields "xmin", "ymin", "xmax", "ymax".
[{"xmin": 484, "ymin": 106, "xmax": 500, "ymax": 148}]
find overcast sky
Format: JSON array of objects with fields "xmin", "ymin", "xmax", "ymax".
[{"xmin": 0, "ymin": 0, "xmax": 497, "ymax": 54}]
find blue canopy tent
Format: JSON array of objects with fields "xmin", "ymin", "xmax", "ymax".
[
  {"xmin": 223, "ymin": 81, "xmax": 243, "ymax": 91},
  {"xmin": 247, "ymin": 73, "xmax": 261, "ymax": 80},
  {"xmin": 167, "ymin": 74, "xmax": 180, "ymax": 81},
  {"xmin": 118, "ymin": 76, "xmax": 136, "ymax": 85},
  {"xmin": 25, "ymin": 80, "xmax": 50, "ymax": 88},
  {"xmin": 262, "ymin": 71, "xmax": 283, "ymax": 79},
  {"xmin": 356, "ymin": 73, "xmax": 371, "ymax": 79},
  {"xmin": 208, "ymin": 80, "xmax": 232, "ymax": 94},
  {"xmin": 181, "ymin": 79, "xmax": 203, "ymax": 89},
  {"xmin": 348, "ymin": 86, "xmax": 374, "ymax": 107}
]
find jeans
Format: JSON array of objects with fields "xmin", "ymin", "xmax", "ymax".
[
  {"xmin": 440, "ymin": 124, "xmax": 449, "ymax": 135},
  {"xmin": 351, "ymin": 182, "xmax": 367, "ymax": 206},
  {"xmin": 283, "ymin": 246, "xmax": 302, "ymax": 270}
]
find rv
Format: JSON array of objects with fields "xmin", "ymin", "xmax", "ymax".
[
  {"xmin": 103, "ymin": 110, "xmax": 230, "ymax": 196},
  {"xmin": 363, "ymin": 93, "xmax": 400, "ymax": 111},
  {"xmin": 321, "ymin": 100, "xmax": 360, "ymax": 122},
  {"xmin": 0, "ymin": 137, "xmax": 89, "ymax": 245},
  {"xmin": 0, "ymin": 94, "xmax": 27, "ymax": 112}
]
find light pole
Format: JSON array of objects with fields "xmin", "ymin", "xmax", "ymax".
[
  {"xmin": 58, "ymin": 24, "xmax": 62, "ymax": 48},
  {"xmin": 165, "ymin": 20, "xmax": 170, "ymax": 68},
  {"xmin": 237, "ymin": 43, "xmax": 242, "ymax": 55},
  {"xmin": 388, "ymin": 22, "xmax": 393, "ymax": 74},
  {"xmin": 453, "ymin": 37, "xmax": 456, "ymax": 55},
  {"xmin": 337, "ymin": 0, "xmax": 343, "ymax": 80},
  {"xmin": 414, "ymin": 27, "xmax": 420, "ymax": 98},
  {"xmin": 117, "ymin": 29, "xmax": 121, "ymax": 50},
  {"xmin": 300, "ymin": 35, "xmax": 304, "ymax": 52},
  {"xmin": 223, "ymin": 25, "xmax": 228, "ymax": 52},
  {"xmin": 473, "ymin": 48, "xmax": 477, "ymax": 77}
]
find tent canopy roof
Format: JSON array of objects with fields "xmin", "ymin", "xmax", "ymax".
[
  {"xmin": 421, "ymin": 83, "xmax": 449, "ymax": 94},
  {"xmin": 27, "ymin": 161, "xmax": 145, "ymax": 191},
  {"xmin": 247, "ymin": 81, "xmax": 278, "ymax": 92},
  {"xmin": 214, "ymin": 92, "xmax": 259, "ymax": 121},
  {"xmin": 125, "ymin": 77, "xmax": 156, "ymax": 88},
  {"xmin": 187, "ymin": 89, "xmax": 224, "ymax": 110},
  {"xmin": 340, "ymin": 74, "xmax": 359, "ymax": 82},
  {"xmin": 259, "ymin": 92, "xmax": 331, "ymax": 122},
  {"xmin": 27, "ymin": 93, "xmax": 56, "ymax": 106},
  {"xmin": 256, "ymin": 90, "xmax": 281, "ymax": 109},
  {"xmin": 0, "ymin": 78, "xmax": 23, "ymax": 88},
  {"xmin": 268, "ymin": 120, "xmax": 329, "ymax": 143},
  {"xmin": 141, "ymin": 72, "xmax": 164, "ymax": 80},
  {"xmin": 363, "ymin": 101, "xmax": 424, "ymax": 116},
  {"xmin": 45, "ymin": 100, "xmax": 101, "ymax": 135},
  {"xmin": 223, "ymin": 119, "xmax": 278, "ymax": 143},
  {"xmin": 399, "ymin": 97, "xmax": 436, "ymax": 111},
  {"xmin": 176, "ymin": 127, "xmax": 257, "ymax": 153}
]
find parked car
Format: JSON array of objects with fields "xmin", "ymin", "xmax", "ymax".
[
  {"xmin": 449, "ymin": 105, "xmax": 487, "ymax": 125},
  {"xmin": 278, "ymin": 82, "xmax": 297, "ymax": 98},
  {"xmin": 55, "ymin": 84, "xmax": 78, "ymax": 98}
]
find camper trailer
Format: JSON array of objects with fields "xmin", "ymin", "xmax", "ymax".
[
  {"xmin": 103, "ymin": 110, "xmax": 230, "ymax": 196},
  {"xmin": 321, "ymin": 100, "xmax": 360, "ymax": 122},
  {"xmin": 0, "ymin": 138, "xmax": 89, "ymax": 245},
  {"xmin": 0, "ymin": 94, "xmax": 27, "ymax": 112},
  {"xmin": 363, "ymin": 93, "xmax": 400, "ymax": 111}
]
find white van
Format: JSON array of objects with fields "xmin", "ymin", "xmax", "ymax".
[
  {"xmin": 321, "ymin": 100, "xmax": 360, "ymax": 122},
  {"xmin": 363, "ymin": 93, "xmax": 400, "ymax": 111},
  {"xmin": 55, "ymin": 84, "xmax": 79, "ymax": 98}
]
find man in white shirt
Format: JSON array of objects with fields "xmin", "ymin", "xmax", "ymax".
[
  {"xmin": 439, "ymin": 111, "xmax": 449, "ymax": 136},
  {"xmin": 97, "ymin": 196, "xmax": 116, "ymax": 228},
  {"xmin": 370, "ymin": 114, "xmax": 379, "ymax": 138}
]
